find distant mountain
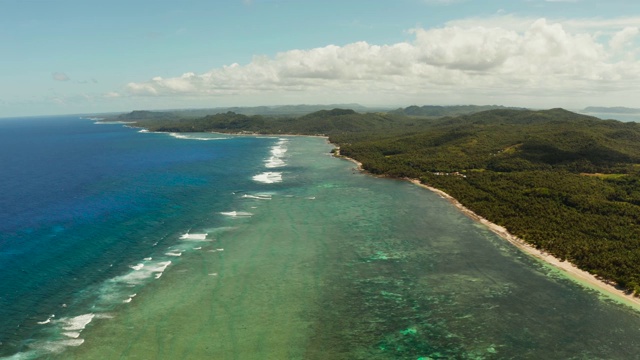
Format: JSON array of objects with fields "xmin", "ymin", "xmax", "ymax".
[
  {"xmin": 117, "ymin": 110, "xmax": 175, "ymax": 121},
  {"xmin": 113, "ymin": 104, "xmax": 379, "ymax": 121},
  {"xmin": 390, "ymin": 105, "xmax": 526, "ymax": 117},
  {"xmin": 135, "ymin": 108, "xmax": 407, "ymax": 136},
  {"xmin": 583, "ymin": 106, "xmax": 640, "ymax": 114}
]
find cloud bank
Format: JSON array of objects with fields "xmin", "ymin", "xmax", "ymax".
[{"xmin": 124, "ymin": 17, "xmax": 640, "ymax": 106}]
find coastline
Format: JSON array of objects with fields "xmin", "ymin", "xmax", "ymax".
[
  {"xmin": 333, "ymin": 149, "xmax": 640, "ymax": 311},
  {"xmin": 332, "ymin": 148, "xmax": 363, "ymax": 170},
  {"xmin": 407, "ymin": 178, "xmax": 640, "ymax": 310}
]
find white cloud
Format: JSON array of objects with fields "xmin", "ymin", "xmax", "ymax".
[
  {"xmin": 103, "ymin": 92, "xmax": 121, "ymax": 98},
  {"xmin": 448, "ymin": 15, "xmax": 640, "ymax": 34},
  {"xmin": 123, "ymin": 16, "xmax": 640, "ymax": 107},
  {"xmin": 52, "ymin": 72, "xmax": 70, "ymax": 82},
  {"xmin": 610, "ymin": 26, "xmax": 639, "ymax": 51}
]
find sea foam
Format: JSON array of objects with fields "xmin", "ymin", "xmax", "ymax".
[
  {"xmin": 265, "ymin": 139, "xmax": 288, "ymax": 168},
  {"xmin": 169, "ymin": 133, "xmax": 228, "ymax": 141},
  {"xmin": 220, "ymin": 211, "xmax": 253, "ymax": 217},
  {"xmin": 37, "ymin": 315, "xmax": 55, "ymax": 325},
  {"xmin": 241, "ymin": 194, "xmax": 272, "ymax": 200},
  {"xmin": 129, "ymin": 263, "xmax": 144, "ymax": 271},
  {"xmin": 179, "ymin": 233, "xmax": 209, "ymax": 241},
  {"xmin": 57, "ymin": 313, "xmax": 95, "ymax": 337},
  {"xmin": 36, "ymin": 339, "xmax": 85, "ymax": 354},
  {"xmin": 252, "ymin": 172, "xmax": 282, "ymax": 184}
]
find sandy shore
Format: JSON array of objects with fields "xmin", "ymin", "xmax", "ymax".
[
  {"xmin": 332, "ymin": 150, "xmax": 640, "ymax": 309},
  {"xmin": 332, "ymin": 147, "xmax": 363, "ymax": 171},
  {"xmin": 404, "ymin": 178, "xmax": 640, "ymax": 310}
]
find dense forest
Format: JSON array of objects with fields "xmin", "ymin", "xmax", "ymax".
[
  {"xmin": 120, "ymin": 107, "xmax": 640, "ymax": 294},
  {"xmin": 388, "ymin": 104, "xmax": 525, "ymax": 117}
]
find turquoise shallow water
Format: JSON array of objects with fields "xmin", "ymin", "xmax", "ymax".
[{"xmin": 3, "ymin": 119, "xmax": 640, "ymax": 359}]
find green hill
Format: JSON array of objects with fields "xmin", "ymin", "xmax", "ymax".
[{"xmin": 389, "ymin": 104, "xmax": 525, "ymax": 117}]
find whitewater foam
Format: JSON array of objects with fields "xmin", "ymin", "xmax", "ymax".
[
  {"xmin": 241, "ymin": 194, "xmax": 272, "ymax": 200},
  {"xmin": 220, "ymin": 211, "xmax": 253, "ymax": 217},
  {"xmin": 179, "ymin": 233, "xmax": 209, "ymax": 241},
  {"xmin": 153, "ymin": 261, "xmax": 172, "ymax": 279},
  {"xmin": 37, "ymin": 338, "xmax": 85, "ymax": 354},
  {"xmin": 56, "ymin": 313, "xmax": 95, "ymax": 340},
  {"xmin": 93, "ymin": 121, "xmax": 134, "ymax": 125},
  {"xmin": 37, "ymin": 315, "xmax": 55, "ymax": 325},
  {"xmin": 130, "ymin": 263, "xmax": 144, "ymax": 271},
  {"xmin": 265, "ymin": 157, "xmax": 286, "ymax": 168},
  {"xmin": 264, "ymin": 139, "xmax": 288, "ymax": 168},
  {"xmin": 252, "ymin": 172, "xmax": 282, "ymax": 184},
  {"xmin": 169, "ymin": 133, "xmax": 228, "ymax": 141}
]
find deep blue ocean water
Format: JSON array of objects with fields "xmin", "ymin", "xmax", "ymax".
[{"xmin": 0, "ymin": 116, "xmax": 277, "ymax": 357}]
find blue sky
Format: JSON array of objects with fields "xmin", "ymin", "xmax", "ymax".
[{"xmin": 1, "ymin": 0, "xmax": 639, "ymax": 117}]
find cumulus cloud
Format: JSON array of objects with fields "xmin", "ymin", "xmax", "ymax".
[
  {"xmin": 52, "ymin": 72, "xmax": 70, "ymax": 82},
  {"xmin": 124, "ymin": 16, "xmax": 640, "ymax": 105},
  {"xmin": 448, "ymin": 15, "xmax": 640, "ymax": 35},
  {"xmin": 610, "ymin": 26, "xmax": 639, "ymax": 51}
]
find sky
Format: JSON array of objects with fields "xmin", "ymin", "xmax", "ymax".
[{"xmin": 1, "ymin": 0, "xmax": 639, "ymax": 117}]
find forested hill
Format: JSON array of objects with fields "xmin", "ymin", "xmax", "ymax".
[
  {"xmin": 129, "ymin": 107, "xmax": 640, "ymax": 294},
  {"xmin": 133, "ymin": 108, "xmax": 417, "ymax": 137},
  {"xmin": 343, "ymin": 108, "xmax": 640, "ymax": 175},
  {"xmin": 389, "ymin": 104, "xmax": 525, "ymax": 117}
]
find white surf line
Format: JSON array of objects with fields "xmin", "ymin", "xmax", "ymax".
[{"xmin": 252, "ymin": 172, "xmax": 282, "ymax": 184}]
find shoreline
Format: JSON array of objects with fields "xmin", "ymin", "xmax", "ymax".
[
  {"xmin": 333, "ymin": 150, "xmax": 640, "ymax": 311},
  {"xmin": 407, "ymin": 178, "xmax": 640, "ymax": 310},
  {"xmin": 332, "ymin": 148, "xmax": 363, "ymax": 170}
]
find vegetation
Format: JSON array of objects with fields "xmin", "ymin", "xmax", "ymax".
[
  {"xmin": 389, "ymin": 104, "xmax": 525, "ymax": 117},
  {"xmin": 122, "ymin": 106, "xmax": 640, "ymax": 294}
]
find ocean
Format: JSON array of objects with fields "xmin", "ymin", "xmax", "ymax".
[
  {"xmin": 578, "ymin": 111, "xmax": 640, "ymax": 123},
  {"xmin": 2, "ymin": 116, "xmax": 640, "ymax": 359}
]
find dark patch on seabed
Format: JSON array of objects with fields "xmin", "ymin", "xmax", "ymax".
[{"xmin": 301, "ymin": 175, "xmax": 640, "ymax": 360}]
